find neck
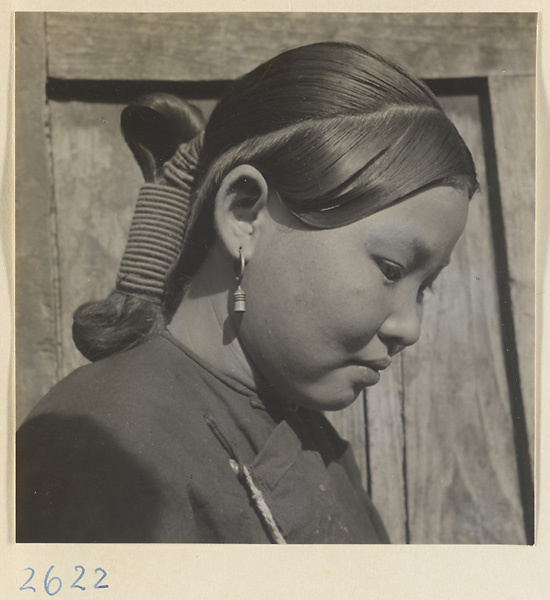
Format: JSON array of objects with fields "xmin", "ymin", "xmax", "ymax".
[{"xmin": 167, "ymin": 243, "xmax": 256, "ymax": 390}]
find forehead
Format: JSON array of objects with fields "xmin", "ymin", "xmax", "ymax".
[{"xmin": 359, "ymin": 186, "xmax": 469, "ymax": 257}]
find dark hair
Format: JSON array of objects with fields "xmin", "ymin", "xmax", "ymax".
[{"xmin": 73, "ymin": 42, "xmax": 478, "ymax": 361}]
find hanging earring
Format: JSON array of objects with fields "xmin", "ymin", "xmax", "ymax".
[{"xmin": 233, "ymin": 247, "xmax": 246, "ymax": 313}]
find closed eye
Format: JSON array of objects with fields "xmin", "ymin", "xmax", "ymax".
[{"xmin": 376, "ymin": 258, "xmax": 403, "ymax": 282}]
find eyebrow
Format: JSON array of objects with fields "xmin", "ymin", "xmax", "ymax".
[
  {"xmin": 367, "ymin": 230, "xmax": 451, "ymax": 271},
  {"xmin": 408, "ymin": 237, "xmax": 451, "ymax": 270}
]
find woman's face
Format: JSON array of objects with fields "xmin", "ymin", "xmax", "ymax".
[{"xmin": 238, "ymin": 185, "xmax": 469, "ymax": 411}]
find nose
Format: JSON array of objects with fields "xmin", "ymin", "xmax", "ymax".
[{"xmin": 378, "ymin": 294, "xmax": 422, "ymax": 354}]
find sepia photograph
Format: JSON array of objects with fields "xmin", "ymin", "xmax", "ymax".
[{"xmin": 14, "ymin": 12, "xmax": 536, "ymax": 546}]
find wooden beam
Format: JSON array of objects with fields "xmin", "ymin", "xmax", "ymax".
[
  {"xmin": 46, "ymin": 13, "xmax": 536, "ymax": 83},
  {"xmin": 403, "ymin": 96, "xmax": 526, "ymax": 543},
  {"xmin": 15, "ymin": 13, "xmax": 60, "ymax": 425},
  {"xmin": 488, "ymin": 75, "xmax": 535, "ymax": 464},
  {"xmin": 365, "ymin": 357, "xmax": 408, "ymax": 544}
]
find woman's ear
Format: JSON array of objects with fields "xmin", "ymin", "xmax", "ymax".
[{"xmin": 213, "ymin": 165, "xmax": 270, "ymax": 260}]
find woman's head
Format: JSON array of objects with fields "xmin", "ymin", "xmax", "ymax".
[
  {"xmin": 213, "ymin": 180, "xmax": 469, "ymax": 409},
  {"xmin": 73, "ymin": 41, "xmax": 478, "ymax": 371}
]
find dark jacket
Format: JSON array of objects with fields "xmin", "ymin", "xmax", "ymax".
[{"xmin": 17, "ymin": 332, "xmax": 389, "ymax": 543}]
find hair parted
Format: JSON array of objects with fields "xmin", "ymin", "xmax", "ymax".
[{"xmin": 73, "ymin": 41, "xmax": 478, "ymax": 361}]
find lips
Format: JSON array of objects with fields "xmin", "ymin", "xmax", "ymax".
[
  {"xmin": 355, "ymin": 357, "xmax": 392, "ymax": 372},
  {"xmin": 347, "ymin": 357, "xmax": 391, "ymax": 388}
]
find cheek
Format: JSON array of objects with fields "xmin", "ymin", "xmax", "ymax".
[
  {"xmin": 240, "ymin": 242, "xmax": 326, "ymax": 358},
  {"xmin": 323, "ymin": 275, "xmax": 394, "ymax": 358},
  {"xmin": 239, "ymin": 234, "xmax": 384, "ymax": 369}
]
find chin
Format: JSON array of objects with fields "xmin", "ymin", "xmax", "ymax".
[
  {"xmin": 292, "ymin": 387, "xmax": 361, "ymax": 412},
  {"xmin": 321, "ymin": 397, "xmax": 358, "ymax": 412}
]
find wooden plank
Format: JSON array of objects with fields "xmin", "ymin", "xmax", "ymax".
[
  {"xmin": 46, "ymin": 13, "xmax": 536, "ymax": 82},
  {"xmin": 49, "ymin": 101, "xmax": 142, "ymax": 378},
  {"xmin": 488, "ymin": 75, "xmax": 535, "ymax": 464},
  {"xmin": 365, "ymin": 354, "xmax": 407, "ymax": 544},
  {"xmin": 324, "ymin": 396, "xmax": 368, "ymax": 491},
  {"xmin": 15, "ymin": 13, "xmax": 60, "ymax": 425},
  {"xmin": 403, "ymin": 96, "xmax": 525, "ymax": 543}
]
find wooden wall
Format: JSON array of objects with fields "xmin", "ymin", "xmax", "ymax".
[{"xmin": 15, "ymin": 12, "xmax": 536, "ymax": 544}]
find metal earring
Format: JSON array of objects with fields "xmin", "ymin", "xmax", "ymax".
[{"xmin": 233, "ymin": 247, "xmax": 246, "ymax": 313}]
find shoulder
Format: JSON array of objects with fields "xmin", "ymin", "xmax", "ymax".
[
  {"xmin": 22, "ymin": 333, "xmax": 204, "ymax": 428},
  {"xmin": 16, "ymin": 334, "xmax": 215, "ymax": 542},
  {"xmin": 17, "ymin": 333, "xmax": 218, "ymax": 462}
]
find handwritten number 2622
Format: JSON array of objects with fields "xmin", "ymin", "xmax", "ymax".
[{"xmin": 19, "ymin": 566, "xmax": 109, "ymax": 594}]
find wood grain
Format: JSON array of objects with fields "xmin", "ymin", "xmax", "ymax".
[
  {"xmin": 46, "ymin": 13, "xmax": 536, "ymax": 82},
  {"xmin": 15, "ymin": 13, "xmax": 60, "ymax": 426},
  {"xmin": 488, "ymin": 75, "xmax": 535, "ymax": 463},
  {"xmin": 325, "ymin": 396, "xmax": 368, "ymax": 491},
  {"xmin": 402, "ymin": 96, "xmax": 525, "ymax": 543},
  {"xmin": 365, "ymin": 354, "xmax": 407, "ymax": 544},
  {"xmin": 48, "ymin": 101, "xmax": 142, "ymax": 379}
]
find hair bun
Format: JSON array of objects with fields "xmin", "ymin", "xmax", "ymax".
[{"xmin": 121, "ymin": 93, "xmax": 206, "ymax": 182}]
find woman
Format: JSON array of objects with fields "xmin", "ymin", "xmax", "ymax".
[{"xmin": 16, "ymin": 42, "xmax": 477, "ymax": 543}]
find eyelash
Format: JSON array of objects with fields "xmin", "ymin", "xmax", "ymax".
[
  {"xmin": 376, "ymin": 258, "xmax": 437, "ymax": 299},
  {"xmin": 418, "ymin": 280, "xmax": 436, "ymax": 300},
  {"xmin": 376, "ymin": 258, "xmax": 403, "ymax": 283}
]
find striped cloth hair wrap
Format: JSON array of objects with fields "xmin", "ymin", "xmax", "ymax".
[{"xmin": 116, "ymin": 132, "xmax": 205, "ymax": 303}]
